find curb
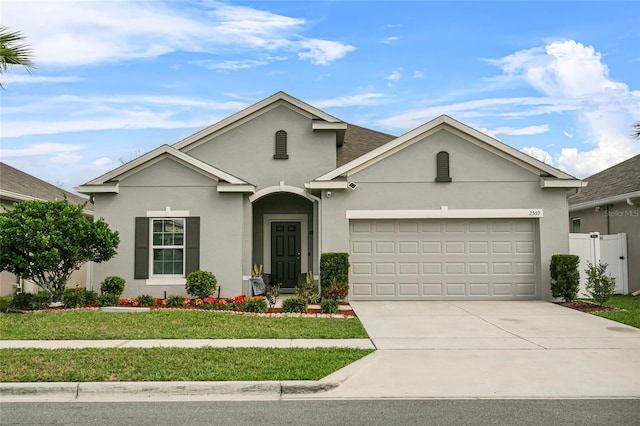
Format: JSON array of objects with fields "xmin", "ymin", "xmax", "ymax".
[{"xmin": 0, "ymin": 380, "xmax": 340, "ymax": 401}]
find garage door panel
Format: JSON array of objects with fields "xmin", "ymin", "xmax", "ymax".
[{"xmin": 349, "ymin": 219, "xmax": 539, "ymax": 300}]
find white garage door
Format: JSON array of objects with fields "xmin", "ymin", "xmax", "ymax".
[{"xmin": 349, "ymin": 219, "xmax": 538, "ymax": 300}]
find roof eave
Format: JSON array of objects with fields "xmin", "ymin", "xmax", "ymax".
[{"xmin": 568, "ymin": 190, "xmax": 640, "ymax": 212}]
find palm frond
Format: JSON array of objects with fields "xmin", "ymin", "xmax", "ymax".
[{"xmin": 0, "ymin": 26, "xmax": 36, "ymax": 88}]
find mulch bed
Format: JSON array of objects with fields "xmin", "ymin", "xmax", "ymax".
[{"xmin": 556, "ymin": 300, "xmax": 619, "ymax": 313}]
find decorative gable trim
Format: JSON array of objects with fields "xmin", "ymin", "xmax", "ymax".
[
  {"xmin": 314, "ymin": 115, "xmax": 576, "ymax": 182},
  {"xmin": 77, "ymin": 145, "xmax": 251, "ymax": 194},
  {"xmin": 173, "ymin": 91, "xmax": 344, "ymax": 152}
]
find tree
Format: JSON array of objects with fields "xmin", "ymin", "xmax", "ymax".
[
  {"xmin": 0, "ymin": 26, "xmax": 35, "ymax": 89},
  {"xmin": 633, "ymin": 122, "xmax": 640, "ymax": 140},
  {"xmin": 0, "ymin": 199, "xmax": 120, "ymax": 301}
]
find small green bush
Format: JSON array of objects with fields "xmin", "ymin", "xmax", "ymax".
[
  {"xmin": 320, "ymin": 298, "xmax": 339, "ymax": 314},
  {"xmin": 282, "ymin": 296, "xmax": 308, "ymax": 313},
  {"xmin": 10, "ymin": 293, "xmax": 34, "ymax": 310},
  {"xmin": 62, "ymin": 288, "xmax": 86, "ymax": 308},
  {"xmin": 185, "ymin": 270, "xmax": 217, "ymax": 298},
  {"xmin": 166, "ymin": 295, "xmax": 186, "ymax": 307},
  {"xmin": 245, "ymin": 297, "xmax": 268, "ymax": 313},
  {"xmin": 100, "ymin": 276, "xmax": 126, "ymax": 296},
  {"xmin": 0, "ymin": 295, "xmax": 14, "ymax": 312},
  {"xmin": 321, "ymin": 253, "xmax": 350, "ymax": 300},
  {"xmin": 136, "ymin": 294, "xmax": 156, "ymax": 307},
  {"xmin": 98, "ymin": 293, "xmax": 120, "ymax": 307},
  {"xmin": 84, "ymin": 290, "xmax": 99, "ymax": 305},
  {"xmin": 550, "ymin": 254, "xmax": 580, "ymax": 302},
  {"xmin": 585, "ymin": 261, "xmax": 616, "ymax": 305}
]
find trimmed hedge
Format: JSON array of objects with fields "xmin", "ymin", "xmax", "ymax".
[
  {"xmin": 320, "ymin": 253, "xmax": 349, "ymax": 300},
  {"xmin": 550, "ymin": 254, "xmax": 580, "ymax": 302}
]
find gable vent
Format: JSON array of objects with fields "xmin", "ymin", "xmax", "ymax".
[
  {"xmin": 273, "ymin": 130, "xmax": 289, "ymax": 160},
  {"xmin": 435, "ymin": 151, "xmax": 452, "ymax": 182}
]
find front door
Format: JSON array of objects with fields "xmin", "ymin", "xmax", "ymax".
[{"xmin": 271, "ymin": 222, "xmax": 301, "ymax": 290}]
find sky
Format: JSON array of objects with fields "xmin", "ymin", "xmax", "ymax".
[{"xmin": 1, "ymin": 0, "xmax": 639, "ymax": 193}]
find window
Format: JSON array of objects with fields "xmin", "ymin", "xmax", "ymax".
[
  {"xmin": 571, "ymin": 218, "xmax": 581, "ymax": 233},
  {"xmin": 435, "ymin": 151, "xmax": 452, "ymax": 182},
  {"xmin": 134, "ymin": 217, "xmax": 200, "ymax": 280},
  {"xmin": 273, "ymin": 130, "xmax": 289, "ymax": 159},
  {"xmin": 152, "ymin": 218, "xmax": 185, "ymax": 275}
]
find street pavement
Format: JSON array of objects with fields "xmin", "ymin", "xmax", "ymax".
[{"xmin": 1, "ymin": 301, "xmax": 639, "ymax": 401}]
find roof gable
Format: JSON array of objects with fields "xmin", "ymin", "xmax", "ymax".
[
  {"xmin": 315, "ymin": 115, "xmax": 576, "ymax": 182},
  {"xmin": 173, "ymin": 91, "xmax": 345, "ymax": 152},
  {"xmin": 77, "ymin": 145, "xmax": 251, "ymax": 194}
]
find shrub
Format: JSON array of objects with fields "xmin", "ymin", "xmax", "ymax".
[
  {"xmin": 185, "ymin": 270, "xmax": 217, "ymax": 298},
  {"xmin": 136, "ymin": 294, "xmax": 156, "ymax": 307},
  {"xmin": 31, "ymin": 292, "xmax": 52, "ymax": 310},
  {"xmin": 320, "ymin": 298, "xmax": 339, "ymax": 314},
  {"xmin": 0, "ymin": 295, "xmax": 13, "ymax": 313},
  {"xmin": 10, "ymin": 293, "xmax": 34, "ymax": 310},
  {"xmin": 245, "ymin": 297, "xmax": 268, "ymax": 313},
  {"xmin": 166, "ymin": 295, "xmax": 186, "ymax": 307},
  {"xmin": 296, "ymin": 271, "xmax": 318, "ymax": 303},
  {"xmin": 585, "ymin": 261, "xmax": 616, "ymax": 305},
  {"xmin": 321, "ymin": 253, "xmax": 349, "ymax": 300},
  {"xmin": 98, "ymin": 293, "xmax": 120, "ymax": 307},
  {"xmin": 62, "ymin": 288, "xmax": 86, "ymax": 308},
  {"xmin": 282, "ymin": 296, "xmax": 308, "ymax": 313},
  {"xmin": 550, "ymin": 254, "xmax": 580, "ymax": 302},
  {"xmin": 84, "ymin": 290, "xmax": 99, "ymax": 305},
  {"xmin": 100, "ymin": 276, "xmax": 126, "ymax": 296}
]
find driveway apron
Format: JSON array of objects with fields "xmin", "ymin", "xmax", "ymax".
[{"xmin": 302, "ymin": 301, "xmax": 640, "ymax": 399}]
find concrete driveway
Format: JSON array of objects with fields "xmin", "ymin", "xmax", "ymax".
[{"xmin": 297, "ymin": 301, "xmax": 640, "ymax": 399}]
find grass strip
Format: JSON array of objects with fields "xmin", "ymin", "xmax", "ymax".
[
  {"xmin": 0, "ymin": 310, "xmax": 368, "ymax": 340},
  {"xmin": 0, "ymin": 347, "xmax": 373, "ymax": 382},
  {"xmin": 593, "ymin": 295, "xmax": 640, "ymax": 329}
]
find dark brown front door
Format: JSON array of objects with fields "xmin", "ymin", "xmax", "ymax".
[{"xmin": 271, "ymin": 222, "xmax": 301, "ymax": 289}]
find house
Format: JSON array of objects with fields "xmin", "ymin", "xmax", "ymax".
[
  {"xmin": 77, "ymin": 92, "xmax": 583, "ymax": 301},
  {"xmin": 568, "ymin": 154, "xmax": 640, "ymax": 294},
  {"xmin": 0, "ymin": 162, "xmax": 93, "ymax": 296}
]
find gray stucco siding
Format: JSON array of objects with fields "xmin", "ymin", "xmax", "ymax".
[
  {"xmin": 185, "ymin": 105, "xmax": 337, "ymax": 189},
  {"xmin": 91, "ymin": 159, "xmax": 246, "ymax": 298}
]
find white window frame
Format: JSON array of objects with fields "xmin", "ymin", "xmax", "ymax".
[{"xmin": 150, "ymin": 217, "xmax": 186, "ymax": 278}]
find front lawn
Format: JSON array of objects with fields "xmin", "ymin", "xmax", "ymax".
[
  {"xmin": 592, "ymin": 295, "xmax": 640, "ymax": 329},
  {"xmin": 0, "ymin": 310, "xmax": 368, "ymax": 340},
  {"xmin": 0, "ymin": 347, "xmax": 374, "ymax": 382}
]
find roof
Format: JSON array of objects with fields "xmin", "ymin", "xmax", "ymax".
[
  {"xmin": 0, "ymin": 162, "xmax": 93, "ymax": 211},
  {"xmin": 315, "ymin": 115, "xmax": 578, "ymax": 183},
  {"xmin": 337, "ymin": 124, "xmax": 396, "ymax": 167},
  {"xmin": 77, "ymin": 145, "xmax": 253, "ymax": 194},
  {"xmin": 568, "ymin": 154, "xmax": 640, "ymax": 206}
]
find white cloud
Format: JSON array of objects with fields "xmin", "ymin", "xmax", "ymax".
[
  {"xmin": 93, "ymin": 157, "xmax": 114, "ymax": 167},
  {"xmin": 0, "ymin": 75, "xmax": 81, "ymax": 84},
  {"xmin": 413, "ymin": 71, "xmax": 424, "ymax": 79},
  {"xmin": 312, "ymin": 93, "xmax": 384, "ymax": 108},
  {"xmin": 485, "ymin": 125, "xmax": 549, "ymax": 137},
  {"xmin": 50, "ymin": 153, "xmax": 82, "ymax": 165},
  {"xmin": 521, "ymin": 147, "xmax": 554, "ymax": 165},
  {"xmin": 0, "ymin": 143, "xmax": 85, "ymax": 157},
  {"xmin": 385, "ymin": 68, "xmax": 403, "ymax": 82},
  {"xmin": 297, "ymin": 39, "xmax": 356, "ymax": 65},
  {"xmin": 2, "ymin": 1, "xmax": 355, "ymax": 67},
  {"xmin": 381, "ymin": 36, "xmax": 399, "ymax": 45}
]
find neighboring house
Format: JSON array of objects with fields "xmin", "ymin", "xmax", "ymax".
[
  {"xmin": 0, "ymin": 162, "xmax": 94, "ymax": 297},
  {"xmin": 568, "ymin": 154, "xmax": 640, "ymax": 294},
  {"xmin": 77, "ymin": 92, "xmax": 582, "ymax": 301}
]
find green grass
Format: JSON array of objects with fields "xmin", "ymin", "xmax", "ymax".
[
  {"xmin": 0, "ymin": 310, "xmax": 368, "ymax": 340},
  {"xmin": 0, "ymin": 347, "xmax": 374, "ymax": 382},
  {"xmin": 592, "ymin": 295, "xmax": 640, "ymax": 329}
]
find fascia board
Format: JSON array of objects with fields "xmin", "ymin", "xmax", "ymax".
[
  {"xmin": 305, "ymin": 181, "xmax": 348, "ymax": 189},
  {"xmin": 540, "ymin": 178, "xmax": 586, "ymax": 188},
  {"xmin": 75, "ymin": 183, "xmax": 120, "ymax": 194},
  {"xmin": 568, "ymin": 191, "xmax": 640, "ymax": 212},
  {"xmin": 312, "ymin": 122, "xmax": 348, "ymax": 131},
  {"xmin": 216, "ymin": 184, "xmax": 256, "ymax": 193}
]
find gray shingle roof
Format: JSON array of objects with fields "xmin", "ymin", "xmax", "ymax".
[
  {"xmin": 0, "ymin": 162, "xmax": 93, "ymax": 210},
  {"xmin": 568, "ymin": 154, "xmax": 640, "ymax": 206},
  {"xmin": 337, "ymin": 123, "xmax": 397, "ymax": 167}
]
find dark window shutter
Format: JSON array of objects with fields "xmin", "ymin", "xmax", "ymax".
[
  {"xmin": 185, "ymin": 217, "xmax": 200, "ymax": 275},
  {"xmin": 435, "ymin": 151, "xmax": 452, "ymax": 182},
  {"xmin": 273, "ymin": 130, "xmax": 289, "ymax": 159},
  {"xmin": 134, "ymin": 217, "xmax": 150, "ymax": 279}
]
